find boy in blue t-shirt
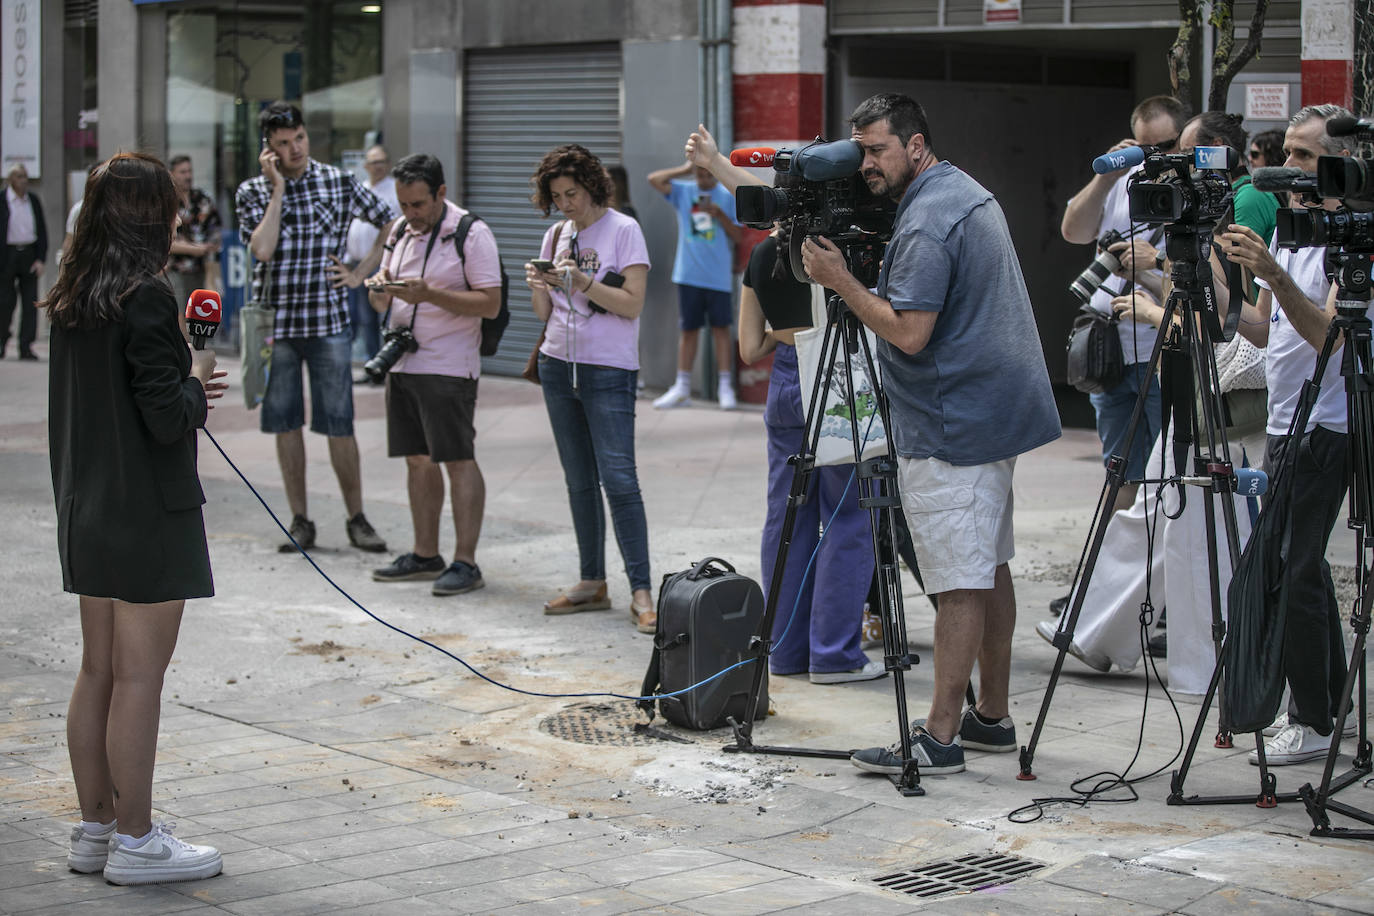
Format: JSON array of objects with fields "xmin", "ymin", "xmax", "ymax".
[{"xmin": 646, "ymin": 161, "xmax": 741, "ymax": 409}]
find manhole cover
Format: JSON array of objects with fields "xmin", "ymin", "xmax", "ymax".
[
  {"xmin": 873, "ymin": 853, "xmax": 1046, "ymax": 899},
  {"xmin": 540, "ymin": 703, "xmax": 694, "ymax": 747}
]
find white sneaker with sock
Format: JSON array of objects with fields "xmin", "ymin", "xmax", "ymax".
[
  {"xmin": 68, "ymin": 819, "xmax": 116, "ymax": 873},
  {"xmin": 718, "ymin": 383, "xmax": 737, "ymax": 410},
  {"xmin": 103, "ymin": 821, "xmax": 222, "ymax": 885}
]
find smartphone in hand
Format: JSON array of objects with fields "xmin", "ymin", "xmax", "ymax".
[{"xmin": 530, "ymin": 259, "xmax": 557, "ymax": 272}]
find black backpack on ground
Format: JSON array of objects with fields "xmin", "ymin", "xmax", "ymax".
[
  {"xmin": 638, "ymin": 557, "xmax": 768, "ymax": 731},
  {"xmin": 450, "ymin": 212, "xmax": 510, "ymax": 357}
]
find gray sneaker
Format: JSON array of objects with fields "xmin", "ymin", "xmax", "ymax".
[
  {"xmin": 373, "ymin": 553, "xmax": 446, "ymax": 582},
  {"xmin": 278, "ymin": 514, "xmax": 316, "ymax": 553},
  {"xmin": 433, "ymin": 560, "xmax": 484, "ymax": 596},
  {"xmin": 346, "ymin": 513, "xmax": 388, "ymax": 553},
  {"xmin": 68, "ymin": 821, "xmax": 115, "ymax": 873},
  {"xmin": 103, "ymin": 822, "xmax": 221, "ymax": 886},
  {"xmin": 913, "ymin": 708, "xmax": 1016, "ymax": 753},
  {"xmin": 850, "ymin": 726, "xmax": 965, "ymax": 775}
]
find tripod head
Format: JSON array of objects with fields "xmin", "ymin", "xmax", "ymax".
[{"xmin": 1161, "ymin": 220, "xmax": 1242, "ymax": 343}]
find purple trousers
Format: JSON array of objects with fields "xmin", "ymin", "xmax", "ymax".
[{"xmin": 761, "ymin": 344, "xmax": 874, "ymax": 675}]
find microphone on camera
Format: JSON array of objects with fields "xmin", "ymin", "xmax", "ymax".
[
  {"xmin": 185, "ymin": 289, "xmax": 222, "ymax": 351},
  {"xmin": 1251, "ymin": 166, "xmax": 1317, "ymax": 193},
  {"xmin": 1326, "ymin": 115, "xmax": 1374, "ymax": 137},
  {"xmin": 1091, "ymin": 145, "xmax": 1150, "ymax": 175},
  {"xmin": 729, "ymin": 147, "xmax": 778, "ymax": 167}
]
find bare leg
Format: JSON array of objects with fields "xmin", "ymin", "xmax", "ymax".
[
  {"xmin": 926, "ymin": 587, "xmax": 988, "ymax": 745},
  {"xmin": 710, "ymin": 326, "xmax": 733, "ymax": 381},
  {"xmin": 328, "ymin": 434, "xmax": 364, "ymax": 518},
  {"xmin": 677, "ymin": 329, "xmax": 700, "ymax": 374},
  {"xmin": 406, "ymin": 455, "xmax": 444, "ymax": 557},
  {"xmin": 105, "ymin": 598, "xmax": 185, "ymax": 839},
  {"xmin": 445, "ymin": 459, "xmax": 485, "ymax": 566},
  {"xmin": 974, "ymin": 564, "xmax": 1016, "ymax": 721},
  {"xmin": 68, "ymin": 597, "xmax": 116, "ymax": 824},
  {"xmin": 276, "ymin": 429, "xmax": 307, "ymax": 518}
]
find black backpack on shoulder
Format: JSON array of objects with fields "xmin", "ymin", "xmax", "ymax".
[{"xmin": 450, "ymin": 212, "xmax": 510, "ymax": 357}]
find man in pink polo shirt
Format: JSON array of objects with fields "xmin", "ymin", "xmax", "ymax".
[{"xmin": 364, "ymin": 154, "xmax": 504, "ymax": 596}]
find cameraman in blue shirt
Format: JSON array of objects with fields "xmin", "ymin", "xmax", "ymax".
[{"xmin": 802, "ymin": 93, "xmax": 1061, "ymax": 777}]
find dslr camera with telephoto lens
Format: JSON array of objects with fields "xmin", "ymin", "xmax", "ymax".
[{"xmin": 363, "ymin": 326, "xmax": 418, "ymax": 383}]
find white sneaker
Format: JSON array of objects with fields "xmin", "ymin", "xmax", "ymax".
[
  {"xmin": 718, "ymin": 384, "xmax": 737, "ymax": 410},
  {"xmin": 1263, "ymin": 712, "xmax": 1358, "ymax": 738},
  {"xmin": 1248, "ymin": 723, "xmax": 1333, "ymax": 766},
  {"xmin": 810, "ymin": 659, "xmax": 888, "ymax": 684},
  {"xmin": 68, "ymin": 820, "xmax": 115, "ymax": 873},
  {"xmin": 653, "ymin": 384, "xmax": 691, "ymax": 409},
  {"xmin": 1034, "ymin": 620, "xmax": 1111, "ymax": 673},
  {"xmin": 103, "ymin": 822, "xmax": 222, "ymax": 885}
]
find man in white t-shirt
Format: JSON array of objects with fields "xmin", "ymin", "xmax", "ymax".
[
  {"xmin": 348, "ymin": 145, "xmax": 400, "ymax": 366},
  {"xmin": 1221, "ymin": 103, "xmax": 1361, "ymax": 766}
]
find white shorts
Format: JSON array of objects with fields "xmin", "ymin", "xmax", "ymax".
[{"xmin": 897, "ymin": 455, "xmax": 1016, "ymax": 596}]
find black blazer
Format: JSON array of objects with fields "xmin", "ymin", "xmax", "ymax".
[
  {"xmin": 49, "ymin": 279, "xmax": 212, "ymax": 603},
  {"xmin": 0, "ymin": 189, "xmax": 49, "ymax": 271}
]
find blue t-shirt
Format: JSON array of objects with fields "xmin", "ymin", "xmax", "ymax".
[
  {"xmin": 877, "ymin": 161, "xmax": 1061, "ymax": 465},
  {"xmin": 667, "ymin": 178, "xmax": 737, "ymax": 293}
]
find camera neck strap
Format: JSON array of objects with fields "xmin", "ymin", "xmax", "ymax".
[{"xmin": 384, "ymin": 216, "xmax": 446, "ymax": 334}]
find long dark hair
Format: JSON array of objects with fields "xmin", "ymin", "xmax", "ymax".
[
  {"xmin": 45, "ymin": 153, "xmax": 180, "ymax": 330},
  {"xmin": 530, "ymin": 144, "xmax": 613, "ymax": 216}
]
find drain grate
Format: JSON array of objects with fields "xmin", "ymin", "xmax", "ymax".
[
  {"xmin": 540, "ymin": 703, "xmax": 693, "ymax": 747},
  {"xmin": 873, "ymin": 853, "xmax": 1046, "ymax": 899}
]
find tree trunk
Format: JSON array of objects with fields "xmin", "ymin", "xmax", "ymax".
[
  {"xmin": 1209, "ymin": 0, "xmax": 1271, "ymax": 111},
  {"xmin": 1356, "ymin": 0, "xmax": 1374, "ymax": 114},
  {"xmin": 1169, "ymin": 0, "xmax": 1203, "ymax": 113}
]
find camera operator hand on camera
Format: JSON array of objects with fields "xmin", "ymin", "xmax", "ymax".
[
  {"xmin": 1219, "ymin": 224, "xmax": 1282, "ymax": 287},
  {"xmin": 1106, "ymin": 237, "xmax": 1164, "ymax": 299},
  {"xmin": 799, "ymin": 236, "xmax": 850, "ymax": 292}
]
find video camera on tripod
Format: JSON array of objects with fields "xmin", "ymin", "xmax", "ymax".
[{"xmin": 733, "ymin": 138, "xmax": 896, "ymax": 287}]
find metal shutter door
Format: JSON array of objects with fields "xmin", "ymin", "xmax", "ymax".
[{"xmin": 464, "ymin": 45, "xmax": 623, "ymax": 376}]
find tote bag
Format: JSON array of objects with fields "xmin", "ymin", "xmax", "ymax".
[{"xmin": 239, "ymin": 262, "xmax": 274, "ymax": 409}]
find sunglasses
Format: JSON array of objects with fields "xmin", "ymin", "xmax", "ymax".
[{"xmin": 1247, "ymin": 149, "xmax": 1262, "ymax": 160}]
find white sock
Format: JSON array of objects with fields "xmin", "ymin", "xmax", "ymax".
[
  {"xmin": 675, "ymin": 370, "xmax": 691, "ymax": 389},
  {"xmin": 718, "ymin": 371, "xmax": 733, "ymax": 390},
  {"xmin": 115, "ymin": 828, "xmax": 154, "ymax": 849},
  {"xmin": 81, "ymin": 819, "xmax": 115, "ymax": 834}
]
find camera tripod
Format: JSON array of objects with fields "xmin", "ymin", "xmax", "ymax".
[
  {"xmin": 722, "ymin": 292, "xmax": 927, "ymax": 796},
  {"xmin": 1294, "ymin": 249, "xmax": 1374, "ymax": 839},
  {"xmin": 1017, "ymin": 224, "xmax": 1287, "ymax": 802}
]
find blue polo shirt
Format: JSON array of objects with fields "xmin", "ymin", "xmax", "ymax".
[{"xmin": 876, "ymin": 161, "xmax": 1061, "ymax": 465}]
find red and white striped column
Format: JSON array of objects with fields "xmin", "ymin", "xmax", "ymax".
[
  {"xmin": 1301, "ymin": 0, "xmax": 1354, "ymax": 108},
  {"xmin": 730, "ymin": 0, "xmax": 826, "ymax": 402}
]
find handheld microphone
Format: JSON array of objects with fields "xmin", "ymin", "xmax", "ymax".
[
  {"xmin": 1251, "ymin": 166, "xmax": 1317, "ymax": 193},
  {"xmin": 185, "ymin": 289, "xmax": 222, "ymax": 351},
  {"xmin": 1178, "ymin": 467, "xmax": 1268, "ymax": 497},
  {"xmin": 729, "ymin": 147, "xmax": 778, "ymax": 167},
  {"xmin": 1326, "ymin": 115, "xmax": 1374, "ymax": 137},
  {"xmin": 1092, "ymin": 145, "xmax": 1148, "ymax": 175}
]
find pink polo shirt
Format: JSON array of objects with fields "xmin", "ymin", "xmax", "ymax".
[{"xmin": 381, "ymin": 199, "xmax": 502, "ymax": 380}]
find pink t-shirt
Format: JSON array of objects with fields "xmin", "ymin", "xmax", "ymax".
[
  {"xmin": 537, "ymin": 208, "xmax": 650, "ymax": 371},
  {"xmin": 382, "ymin": 199, "xmax": 502, "ymax": 379}
]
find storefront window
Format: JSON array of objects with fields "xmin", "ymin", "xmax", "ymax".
[{"xmin": 165, "ymin": 2, "xmax": 383, "ymax": 323}]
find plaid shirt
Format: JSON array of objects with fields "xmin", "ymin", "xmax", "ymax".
[
  {"xmin": 235, "ymin": 159, "xmax": 393, "ymax": 339},
  {"xmin": 169, "ymin": 187, "xmax": 221, "ymax": 275}
]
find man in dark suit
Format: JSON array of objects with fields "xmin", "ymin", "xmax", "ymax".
[{"xmin": 0, "ymin": 163, "xmax": 48, "ymax": 360}]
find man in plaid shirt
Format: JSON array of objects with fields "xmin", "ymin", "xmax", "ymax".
[{"xmin": 236, "ymin": 101, "xmax": 395, "ymax": 553}]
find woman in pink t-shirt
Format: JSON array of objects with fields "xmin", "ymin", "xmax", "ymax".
[{"xmin": 523, "ymin": 145, "xmax": 655, "ymax": 632}]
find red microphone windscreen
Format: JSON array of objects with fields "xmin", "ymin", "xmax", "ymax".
[
  {"xmin": 729, "ymin": 147, "xmax": 777, "ymax": 167},
  {"xmin": 186, "ymin": 290, "xmax": 222, "ymax": 347}
]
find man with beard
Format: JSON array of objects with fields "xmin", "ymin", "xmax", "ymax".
[{"xmin": 801, "ymin": 93, "xmax": 1061, "ymax": 776}]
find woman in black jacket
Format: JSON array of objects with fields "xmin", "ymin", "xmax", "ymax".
[{"xmin": 46, "ymin": 153, "xmax": 226, "ymax": 885}]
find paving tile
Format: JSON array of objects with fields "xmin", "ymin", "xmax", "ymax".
[
  {"xmin": 677, "ymin": 876, "xmax": 850, "ymax": 915},
  {"xmin": 184, "ymin": 796, "xmax": 355, "ymax": 832},
  {"xmin": 561, "ymin": 846, "xmax": 736, "ymax": 885},
  {"xmin": 502, "ymin": 831, "xmax": 674, "ymax": 869},
  {"xmin": 462, "ymin": 813, "xmax": 617, "ymax": 854},
  {"xmin": 1311, "ymin": 875, "xmax": 1374, "ymax": 913},
  {"xmin": 162, "ymin": 862, "xmax": 346, "ymax": 906},
  {"xmin": 0, "ymin": 871, "xmax": 128, "ymax": 911},
  {"xmin": 0, "ymin": 834, "xmax": 65, "ymax": 867},
  {"xmin": 1045, "ymin": 853, "xmax": 1221, "ymax": 911},
  {"xmin": 475, "ymin": 886, "xmax": 669, "ymax": 915},
  {"xmin": 301, "ymin": 833, "xmax": 488, "ymax": 877},
  {"xmin": 708, "ymin": 828, "xmax": 923, "ymax": 880},
  {"xmin": 335, "ymin": 897, "xmax": 457, "ymax": 915},
  {"xmin": 771, "ymin": 891, "xmax": 923, "ymax": 915},
  {"xmin": 625, "ymin": 859, "xmax": 800, "ymax": 904},
  {"xmin": 924, "ymin": 880, "xmax": 1170, "ymax": 914},
  {"xmin": 410, "ymin": 802, "xmax": 571, "ymax": 840},
  {"xmin": 1180, "ymin": 884, "xmax": 1372, "ymax": 916},
  {"xmin": 19, "ymin": 885, "xmax": 211, "ymax": 915},
  {"xmin": 1138, "ymin": 829, "xmax": 1370, "ymax": 899},
  {"xmin": 419, "ymin": 867, "xmax": 606, "ymax": 911},
  {"xmin": 231, "ymin": 810, "xmax": 401, "ymax": 847},
  {"xmin": 370, "ymin": 850, "xmax": 547, "ymax": 896},
  {"xmin": 218, "ymin": 877, "xmax": 408, "ymax": 916}
]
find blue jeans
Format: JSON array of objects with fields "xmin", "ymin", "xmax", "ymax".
[
  {"xmin": 260, "ymin": 330, "xmax": 355, "ymax": 436},
  {"xmin": 761, "ymin": 344, "xmax": 873, "ymax": 675},
  {"xmin": 539, "ymin": 354, "xmax": 651, "ymax": 592},
  {"xmin": 1088, "ymin": 361, "xmax": 1161, "ymax": 482},
  {"xmin": 349, "ymin": 283, "xmax": 381, "ymax": 361}
]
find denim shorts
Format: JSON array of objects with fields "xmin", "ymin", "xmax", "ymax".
[
  {"xmin": 260, "ymin": 330, "xmax": 355, "ymax": 436},
  {"xmin": 677, "ymin": 284, "xmax": 733, "ymax": 330},
  {"xmin": 1089, "ymin": 362, "xmax": 1161, "ymax": 481},
  {"xmin": 897, "ymin": 455, "xmax": 1016, "ymax": 596}
]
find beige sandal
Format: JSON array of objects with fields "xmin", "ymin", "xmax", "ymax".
[
  {"xmin": 632, "ymin": 598, "xmax": 657, "ymax": 634},
  {"xmin": 543, "ymin": 582, "xmax": 611, "ymax": 615}
]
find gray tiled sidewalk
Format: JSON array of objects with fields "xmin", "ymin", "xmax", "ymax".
[{"xmin": 2, "ymin": 353, "xmax": 1373, "ymax": 914}]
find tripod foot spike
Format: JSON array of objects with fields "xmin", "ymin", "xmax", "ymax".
[
  {"xmin": 1256, "ymin": 772, "xmax": 1279, "ymax": 809},
  {"xmin": 1016, "ymin": 770, "xmax": 1037, "ymax": 781},
  {"xmin": 1214, "ymin": 730, "xmax": 1233, "ymax": 749}
]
